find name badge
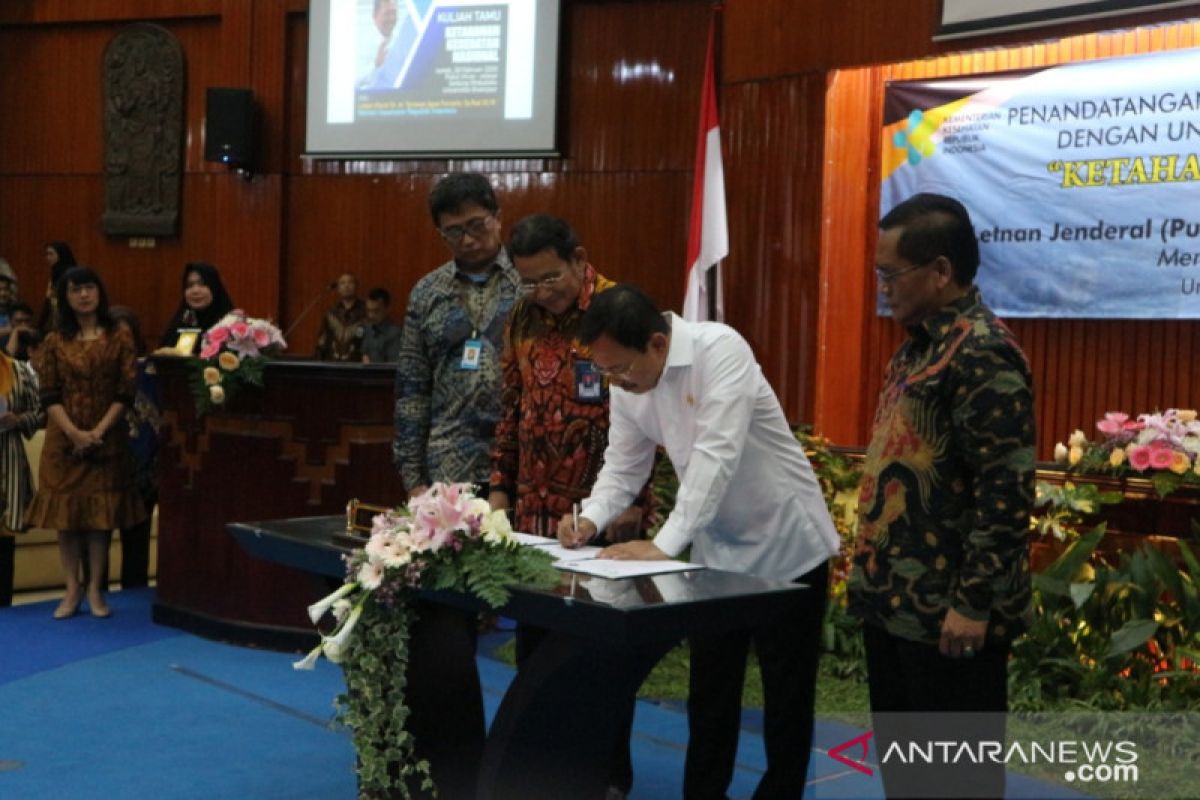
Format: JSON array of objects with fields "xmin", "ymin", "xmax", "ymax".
[
  {"xmin": 574, "ymin": 360, "xmax": 605, "ymax": 403},
  {"xmin": 460, "ymin": 338, "xmax": 483, "ymax": 370}
]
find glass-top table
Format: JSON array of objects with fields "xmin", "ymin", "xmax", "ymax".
[{"xmin": 227, "ymin": 515, "xmax": 813, "ymax": 800}]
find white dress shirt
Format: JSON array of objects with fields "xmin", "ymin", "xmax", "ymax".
[{"xmin": 581, "ymin": 314, "xmax": 840, "ymax": 582}]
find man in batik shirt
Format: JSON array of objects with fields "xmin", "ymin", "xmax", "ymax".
[
  {"xmin": 315, "ymin": 272, "xmax": 366, "ymax": 361},
  {"xmin": 391, "ymin": 173, "xmax": 518, "ymax": 799},
  {"xmin": 393, "ymin": 172, "xmax": 519, "ymax": 496},
  {"xmin": 848, "ymin": 193, "xmax": 1035, "ymax": 799},
  {"xmin": 489, "ymin": 213, "xmax": 650, "ymax": 540},
  {"xmin": 488, "ymin": 214, "xmax": 649, "ymax": 800}
]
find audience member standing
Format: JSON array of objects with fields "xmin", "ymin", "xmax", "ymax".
[
  {"xmin": 37, "ymin": 241, "xmax": 77, "ymax": 334},
  {"xmin": 315, "ymin": 273, "xmax": 366, "ymax": 361},
  {"xmin": 0, "ymin": 347, "xmax": 45, "ymax": 607},
  {"xmin": 360, "ymin": 287, "xmax": 403, "ymax": 363},
  {"xmin": 25, "ymin": 267, "xmax": 145, "ymax": 619},
  {"xmin": 160, "ymin": 262, "xmax": 235, "ymax": 353},
  {"xmin": 111, "ymin": 306, "xmax": 159, "ymax": 590}
]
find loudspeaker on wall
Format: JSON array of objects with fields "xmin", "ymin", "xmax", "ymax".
[{"xmin": 204, "ymin": 88, "xmax": 255, "ymax": 168}]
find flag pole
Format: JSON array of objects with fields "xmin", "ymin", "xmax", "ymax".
[{"xmin": 683, "ymin": 3, "xmax": 728, "ymax": 322}]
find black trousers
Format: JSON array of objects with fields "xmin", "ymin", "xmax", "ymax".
[
  {"xmin": 683, "ymin": 559, "xmax": 830, "ymax": 800},
  {"xmin": 0, "ymin": 535, "xmax": 14, "ymax": 607},
  {"xmin": 862, "ymin": 622, "xmax": 1009, "ymax": 800}
]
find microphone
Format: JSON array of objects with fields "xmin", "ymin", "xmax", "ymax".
[
  {"xmin": 181, "ymin": 309, "xmax": 198, "ymax": 327},
  {"xmin": 284, "ymin": 280, "xmax": 339, "ymax": 339}
]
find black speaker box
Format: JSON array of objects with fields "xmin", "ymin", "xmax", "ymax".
[{"xmin": 204, "ymin": 88, "xmax": 255, "ymax": 167}]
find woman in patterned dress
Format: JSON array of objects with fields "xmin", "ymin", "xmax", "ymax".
[
  {"xmin": 25, "ymin": 266, "xmax": 145, "ymax": 618},
  {"xmin": 0, "ymin": 348, "xmax": 45, "ymax": 606}
]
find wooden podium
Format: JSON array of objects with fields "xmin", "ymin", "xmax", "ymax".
[
  {"xmin": 152, "ymin": 356, "xmax": 407, "ymax": 647},
  {"xmin": 228, "ymin": 516, "xmax": 810, "ymax": 800}
]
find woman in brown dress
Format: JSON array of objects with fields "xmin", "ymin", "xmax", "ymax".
[{"xmin": 25, "ymin": 266, "xmax": 145, "ymax": 618}]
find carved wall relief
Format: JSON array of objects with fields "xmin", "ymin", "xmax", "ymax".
[{"xmin": 102, "ymin": 23, "xmax": 185, "ymax": 237}]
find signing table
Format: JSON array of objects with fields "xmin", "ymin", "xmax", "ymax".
[{"xmin": 228, "ymin": 516, "xmax": 809, "ymax": 800}]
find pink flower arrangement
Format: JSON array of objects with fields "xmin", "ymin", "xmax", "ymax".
[
  {"xmin": 188, "ymin": 311, "xmax": 286, "ymax": 415},
  {"xmin": 199, "ymin": 310, "xmax": 286, "ymax": 359},
  {"xmin": 1055, "ymin": 409, "xmax": 1200, "ymax": 489},
  {"xmin": 296, "ymin": 482, "xmax": 537, "ymax": 670}
]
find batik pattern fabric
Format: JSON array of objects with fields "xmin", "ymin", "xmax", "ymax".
[
  {"xmin": 848, "ymin": 288, "xmax": 1035, "ymax": 646},
  {"xmin": 315, "ymin": 299, "xmax": 366, "ymax": 362},
  {"xmin": 125, "ymin": 358, "xmax": 161, "ymax": 507},
  {"xmin": 393, "ymin": 253, "xmax": 519, "ymax": 490},
  {"xmin": 25, "ymin": 327, "xmax": 146, "ymax": 531},
  {"xmin": 0, "ymin": 356, "xmax": 44, "ymax": 531},
  {"xmin": 489, "ymin": 266, "xmax": 654, "ymax": 538}
]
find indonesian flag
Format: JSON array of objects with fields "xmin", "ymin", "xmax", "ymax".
[{"xmin": 682, "ymin": 13, "xmax": 728, "ymax": 322}]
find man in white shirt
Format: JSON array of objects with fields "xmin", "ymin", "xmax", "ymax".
[{"xmin": 558, "ymin": 284, "xmax": 840, "ymax": 800}]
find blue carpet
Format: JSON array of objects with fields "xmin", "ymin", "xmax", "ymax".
[
  {"xmin": 0, "ymin": 593, "xmax": 1089, "ymax": 799},
  {"xmin": 0, "ymin": 628, "xmax": 354, "ymax": 799},
  {"xmin": 0, "ymin": 588, "xmax": 179, "ymax": 684}
]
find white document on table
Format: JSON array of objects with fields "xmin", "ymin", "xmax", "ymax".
[
  {"xmin": 512, "ymin": 531, "xmax": 557, "ymax": 546},
  {"xmin": 512, "ymin": 532, "xmax": 603, "ymax": 562},
  {"xmin": 513, "ymin": 531, "xmax": 704, "ymax": 577},
  {"xmin": 555, "ymin": 559, "xmax": 702, "ymax": 579}
]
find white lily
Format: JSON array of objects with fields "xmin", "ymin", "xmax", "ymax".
[
  {"xmin": 307, "ymin": 581, "xmax": 357, "ymax": 625},
  {"xmin": 292, "ymin": 643, "xmax": 323, "ymax": 671},
  {"xmin": 321, "ymin": 602, "xmax": 364, "ymax": 664}
]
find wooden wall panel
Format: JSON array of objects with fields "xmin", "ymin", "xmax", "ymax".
[
  {"xmin": 0, "ymin": 0, "xmax": 709, "ymax": 359},
  {"xmin": 723, "ymin": 0, "xmax": 1200, "ymax": 82},
  {"xmin": 812, "ymin": 67, "xmax": 881, "ymax": 445},
  {"xmin": 720, "ymin": 74, "xmax": 827, "ymax": 422},
  {"xmin": 9, "ymin": 0, "xmax": 1198, "ymax": 460},
  {"xmin": 282, "ymin": 171, "xmax": 690, "ymax": 354},
  {"xmin": 817, "ymin": 19, "xmax": 1200, "ymax": 457}
]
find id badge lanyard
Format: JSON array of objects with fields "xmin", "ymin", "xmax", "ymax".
[{"xmin": 458, "ymin": 273, "xmax": 491, "ymax": 371}]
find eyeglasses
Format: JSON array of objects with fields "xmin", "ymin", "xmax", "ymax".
[
  {"xmin": 875, "ymin": 260, "xmax": 934, "ymax": 284},
  {"xmin": 517, "ymin": 273, "xmax": 565, "ymax": 294},
  {"xmin": 595, "ymin": 354, "xmax": 641, "ymax": 378},
  {"xmin": 438, "ymin": 215, "xmax": 492, "ymax": 244}
]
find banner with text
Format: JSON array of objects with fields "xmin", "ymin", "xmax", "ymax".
[{"xmin": 880, "ymin": 48, "xmax": 1200, "ymax": 319}]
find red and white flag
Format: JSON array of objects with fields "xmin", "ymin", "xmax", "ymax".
[{"xmin": 682, "ymin": 12, "xmax": 728, "ymax": 322}]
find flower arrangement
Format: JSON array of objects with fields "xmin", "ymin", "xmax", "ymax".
[
  {"xmin": 295, "ymin": 482, "xmax": 559, "ymax": 797},
  {"xmin": 1054, "ymin": 409, "xmax": 1200, "ymax": 496},
  {"xmin": 187, "ymin": 311, "xmax": 286, "ymax": 416}
]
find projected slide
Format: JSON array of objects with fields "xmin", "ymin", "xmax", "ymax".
[{"xmin": 308, "ymin": 0, "xmax": 559, "ymax": 157}]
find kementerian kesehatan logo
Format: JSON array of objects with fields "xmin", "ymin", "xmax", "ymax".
[{"xmin": 893, "ymin": 109, "xmax": 937, "ymax": 166}]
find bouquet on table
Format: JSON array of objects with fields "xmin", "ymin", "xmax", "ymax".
[
  {"xmin": 1055, "ymin": 408, "xmax": 1200, "ymax": 496},
  {"xmin": 295, "ymin": 482, "xmax": 559, "ymax": 797},
  {"xmin": 187, "ymin": 311, "xmax": 286, "ymax": 416}
]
